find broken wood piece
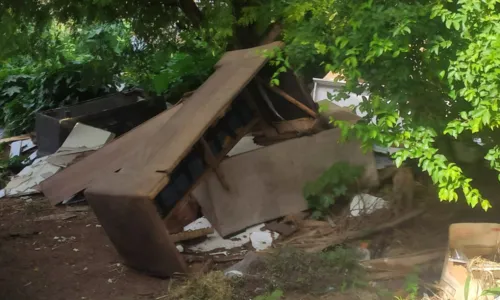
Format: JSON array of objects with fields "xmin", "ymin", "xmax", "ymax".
[
  {"xmin": 264, "ymin": 221, "xmax": 297, "ymax": 237},
  {"xmin": 0, "ymin": 134, "xmax": 31, "ymax": 144},
  {"xmin": 200, "ymin": 137, "xmax": 230, "ymax": 191},
  {"xmin": 282, "ymin": 211, "xmax": 310, "ymax": 224},
  {"xmin": 171, "ymin": 227, "xmax": 215, "ymax": 243},
  {"xmin": 183, "ymin": 254, "xmax": 245, "ymax": 264},
  {"xmin": 9, "ymin": 141, "xmax": 22, "ymax": 158},
  {"xmin": 367, "ymin": 270, "xmax": 412, "ymax": 281},
  {"xmin": 66, "ymin": 206, "xmax": 91, "ymax": 213},
  {"xmin": 362, "ymin": 248, "xmax": 445, "ymax": 271},
  {"xmin": 293, "ymin": 209, "xmax": 425, "ymax": 252},
  {"xmin": 257, "ymin": 78, "xmax": 318, "ymax": 118},
  {"xmin": 273, "ymin": 118, "xmax": 318, "ymax": 134},
  {"xmin": 34, "ymin": 213, "xmax": 77, "ymax": 222}
]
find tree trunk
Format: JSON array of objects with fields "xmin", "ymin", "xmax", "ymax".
[{"xmin": 178, "ymin": 0, "xmax": 203, "ymax": 28}]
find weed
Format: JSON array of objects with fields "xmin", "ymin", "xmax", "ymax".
[
  {"xmin": 402, "ymin": 272, "xmax": 419, "ymax": 300},
  {"xmin": 303, "ymin": 162, "xmax": 363, "ymax": 218},
  {"xmin": 167, "ymin": 271, "xmax": 233, "ymax": 300},
  {"xmin": 254, "ymin": 289, "xmax": 284, "ymax": 300},
  {"xmin": 262, "ymin": 247, "xmax": 366, "ymax": 295}
]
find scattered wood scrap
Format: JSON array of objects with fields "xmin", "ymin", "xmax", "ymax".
[
  {"xmin": 171, "ymin": 228, "xmax": 215, "ymax": 243},
  {"xmin": 34, "ymin": 213, "xmax": 77, "ymax": 222},
  {"xmin": 284, "ymin": 209, "xmax": 425, "ymax": 252},
  {"xmin": 362, "ymin": 248, "xmax": 445, "ymax": 280},
  {"xmin": 264, "ymin": 221, "xmax": 297, "ymax": 237},
  {"xmin": 0, "ymin": 134, "xmax": 32, "ymax": 144}
]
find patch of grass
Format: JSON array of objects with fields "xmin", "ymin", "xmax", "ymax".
[
  {"xmin": 261, "ymin": 247, "xmax": 366, "ymax": 295},
  {"xmin": 254, "ymin": 289, "xmax": 284, "ymax": 300},
  {"xmin": 168, "ymin": 271, "xmax": 233, "ymax": 300}
]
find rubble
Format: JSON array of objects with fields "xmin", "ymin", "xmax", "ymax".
[
  {"xmin": 182, "ymin": 217, "xmax": 279, "ymax": 253},
  {"xmin": 1, "ymin": 123, "xmax": 114, "ymax": 198}
]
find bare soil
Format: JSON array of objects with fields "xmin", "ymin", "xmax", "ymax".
[
  {"xmin": 0, "ymin": 170, "xmax": 498, "ymax": 300},
  {"xmin": 0, "ymin": 197, "xmax": 171, "ymax": 300}
]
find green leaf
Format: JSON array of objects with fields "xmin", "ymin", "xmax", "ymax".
[
  {"xmin": 482, "ymin": 287, "xmax": 500, "ymax": 296},
  {"xmin": 481, "ymin": 200, "xmax": 492, "ymax": 212},
  {"xmin": 395, "ymin": 156, "xmax": 403, "ymax": 168},
  {"xmin": 464, "ymin": 274, "xmax": 471, "ymax": 300}
]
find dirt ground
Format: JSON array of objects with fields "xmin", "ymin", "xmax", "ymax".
[
  {"xmin": 0, "ymin": 197, "xmax": 172, "ymax": 300},
  {"xmin": 0, "ymin": 177, "xmax": 499, "ymax": 300}
]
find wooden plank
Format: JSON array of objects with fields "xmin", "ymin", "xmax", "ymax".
[
  {"xmin": 192, "ymin": 128, "xmax": 379, "ymax": 237},
  {"xmin": 0, "ymin": 134, "xmax": 31, "ymax": 144},
  {"xmin": 41, "ymin": 104, "xmax": 183, "ymax": 205},
  {"xmin": 120, "ymin": 42, "xmax": 284, "ymax": 175},
  {"xmin": 171, "ymin": 228, "xmax": 214, "ymax": 243},
  {"xmin": 258, "ymin": 78, "xmax": 318, "ymax": 118}
]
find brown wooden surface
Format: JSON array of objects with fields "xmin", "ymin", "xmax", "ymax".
[
  {"xmin": 41, "ymin": 104, "xmax": 183, "ymax": 205},
  {"xmin": 193, "ymin": 128, "xmax": 380, "ymax": 237},
  {"xmin": 84, "ymin": 172, "xmax": 187, "ymax": 277},
  {"xmin": 120, "ymin": 42, "xmax": 283, "ymax": 175},
  {"xmin": 171, "ymin": 228, "xmax": 214, "ymax": 243}
]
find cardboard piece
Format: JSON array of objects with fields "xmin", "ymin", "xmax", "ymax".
[
  {"xmin": 193, "ymin": 128, "xmax": 379, "ymax": 237},
  {"xmin": 59, "ymin": 123, "xmax": 115, "ymax": 150},
  {"xmin": 3, "ymin": 124, "xmax": 114, "ymax": 198},
  {"xmin": 439, "ymin": 223, "xmax": 500, "ymax": 300}
]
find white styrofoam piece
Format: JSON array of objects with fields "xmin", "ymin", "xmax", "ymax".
[
  {"xmin": 227, "ymin": 136, "xmax": 263, "ymax": 157},
  {"xmin": 20, "ymin": 139, "xmax": 36, "ymax": 153},
  {"xmin": 250, "ymin": 231, "xmax": 278, "ymax": 251},
  {"xmin": 60, "ymin": 123, "xmax": 115, "ymax": 150},
  {"xmin": 224, "ymin": 270, "xmax": 243, "ymax": 278},
  {"xmin": 184, "ymin": 217, "xmax": 212, "ymax": 231},
  {"xmin": 373, "ymin": 145, "xmax": 401, "ymax": 155},
  {"xmin": 9, "ymin": 141, "xmax": 22, "ymax": 158},
  {"xmin": 350, "ymin": 193, "xmax": 388, "ymax": 217},
  {"xmin": 183, "ymin": 217, "xmax": 279, "ymax": 252}
]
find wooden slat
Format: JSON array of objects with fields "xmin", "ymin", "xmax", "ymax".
[
  {"xmin": 163, "ymin": 118, "xmax": 259, "ymax": 227},
  {"xmin": 257, "ymin": 78, "xmax": 318, "ymax": 118},
  {"xmin": 41, "ymin": 104, "xmax": 183, "ymax": 205}
]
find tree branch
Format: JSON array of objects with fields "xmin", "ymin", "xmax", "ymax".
[{"xmin": 178, "ymin": 0, "xmax": 203, "ymax": 28}]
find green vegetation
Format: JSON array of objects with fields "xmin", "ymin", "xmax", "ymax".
[
  {"xmin": 1, "ymin": 0, "xmax": 499, "ymax": 208},
  {"xmin": 254, "ymin": 290, "xmax": 284, "ymax": 300},
  {"xmin": 167, "ymin": 271, "xmax": 233, "ymax": 300},
  {"xmin": 262, "ymin": 247, "xmax": 365, "ymax": 295},
  {"xmin": 304, "ymin": 162, "xmax": 364, "ymax": 218}
]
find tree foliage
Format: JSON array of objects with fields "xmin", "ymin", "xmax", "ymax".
[
  {"xmin": 1, "ymin": 0, "xmax": 499, "ymax": 209},
  {"xmin": 272, "ymin": 0, "xmax": 500, "ymax": 209}
]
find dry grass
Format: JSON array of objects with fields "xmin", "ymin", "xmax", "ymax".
[
  {"xmin": 167, "ymin": 271, "xmax": 233, "ymax": 300},
  {"xmin": 257, "ymin": 247, "xmax": 366, "ymax": 295}
]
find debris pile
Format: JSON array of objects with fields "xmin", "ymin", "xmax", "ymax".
[{"xmin": 0, "ymin": 42, "xmax": 451, "ymax": 298}]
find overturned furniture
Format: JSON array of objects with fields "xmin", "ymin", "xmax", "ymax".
[
  {"xmin": 35, "ymin": 90, "xmax": 165, "ymax": 156},
  {"xmin": 41, "ymin": 42, "xmax": 319, "ymax": 277}
]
